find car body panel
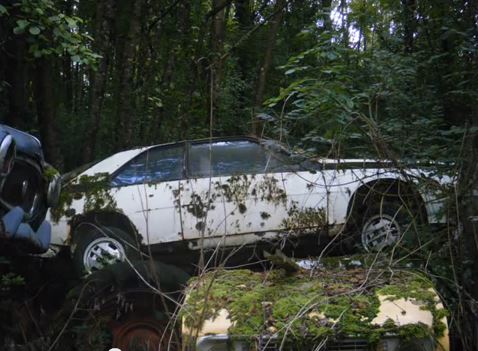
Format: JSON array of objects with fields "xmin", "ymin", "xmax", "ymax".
[
  {"xmin": 82, "ymin": 148, "xmax": 148, "ymax": 177},
  {"xmin": 49, "ymin": 137, "xmax": 449, "ymax": 254},
  {"xmin": 181, "ymin": 264, "xmax": 450, "ymax": 351},
  {"xmin": 142, "ymin": 180, "xmax": 183, "ymax": 244}
]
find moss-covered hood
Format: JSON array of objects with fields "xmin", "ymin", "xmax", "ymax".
[{"xmin": 181, "ymin": 257, "xmax": 449, "ymax": 350}]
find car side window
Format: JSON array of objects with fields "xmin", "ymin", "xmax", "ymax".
[
  {"xmin": 188, "ymin": 140, "xmax": 290, "ymax": 178},
  {"xmin": 111, "ymin": 145, "xmax": 184, "ymax": 186}
]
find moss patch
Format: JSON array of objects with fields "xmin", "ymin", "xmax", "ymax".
[
  {"xmin": 50, "ymin": 173, "xmax": 117, "ymax": 222},
  {"xmin": 182, "ymin": 259, "xmax": 446, "ymax": 346},
  {"xmin": 43, "ymin": 164, "xmax": 60, "ymax": 182},
  {"xmin": 282, "ymin": 206, "xmax": 327, "ymax": 234}
]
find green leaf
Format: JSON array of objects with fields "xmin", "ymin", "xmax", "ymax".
[
  {"xmin": 71, "ymin": 55, "xmax": 81, "ymax": 63},
  {"xmin": 13, "ymin": 27, "xmax": 24, "ymax": 35},
  {"xmin": 0, "ymin": 4, "xmax": 7, "ymax": 15},
  {"xmin": 29, "ymin": 26, "xmax": 41, "ymax": 35},
  {"xmin": 16, "ymin": 19, "xmax": 29, "ymax": 29},
  {"xmin": 65, "ymin": 17, "xmax": 77, "ymax": 28}
]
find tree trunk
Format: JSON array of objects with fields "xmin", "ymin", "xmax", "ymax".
[
  {"xmin": 33, "ymin": 58, "xmax": 63, "ymax": 168},
  {"xmin": 457, "ymin": 108, "xmax": 478, "ymax": 350},
  {"xmin": 83, "ymin": 0, "xmax": 115, "ymax": 162},
  {"xmin": 321, "ymin": 0, "xmax": 332, "ymax": 32},
  {"xmin": 234, "ymin": 0, "xmax": 253, "ymax": 114},
  {"xmin": 115, "ymin": 0, "xmax": 143, "ymax": 149},
  {"xmin": 340, "ymin": 0, "xmax": 349, "ymax": 46},
  {"xmin": 401, "ymin": 0, "xmax": 416, "ymax": 53},
  {"xmin": 209, "ymin": 0, "xmax": 228, "ymax": 126},
  {"xmin": 4, "ymin": 36, "xmax": 30, "ymax": 129},
  {"xmin": 252, "ymin": 0, "xmax": 286, "ymax": 135}
]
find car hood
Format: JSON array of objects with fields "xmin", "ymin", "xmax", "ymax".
[
  {"xmin": 78, "ymin": 147, "xmax": 149, "ymax": 177},
  {"xmin": 181, "ymin": 256, "xmax": 449, "ymax": 349}
]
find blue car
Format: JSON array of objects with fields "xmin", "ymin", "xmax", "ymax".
[{"xmin": 0, "ymin": 125, "xmax": 60, "ymax": 253}]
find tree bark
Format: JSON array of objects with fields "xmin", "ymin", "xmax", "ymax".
[
  {"xmin": 209, "ymin": 0, "xmax": 228, "ymax": 125},
  {"xmin": 321, "ymin": 0, "xmax": 332, "ymax": 32},
  {"xmin": 115, "ymin": 0, "xmax": 143, "ymax": 149},
  {"xmin": 83, "ymin": 0, "xmax": 115, "ymax": 162},
  {"xmin": 401, "ymin": 0, "xmax": 416, "ymax": 53},
  {"xmin": 252, "ymin": 0, "xmax": 286, "ymax": 135},
  {"xmin": 340, "ymin": 0, "xmax": 349, "ymax": 45},
  {"xmin": 234, "ymin": 0, "xmax": 253, "ymax": 109},
  {"xmin": 33, "ymin": 58, "xmax": 63, "ymax": 168},
  {"xmin": 3, "ymin": 36, "xmax": 30, "ymax": 129}
]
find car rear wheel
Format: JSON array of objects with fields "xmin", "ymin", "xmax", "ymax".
[
  {"xmin": 72, "ymin": 226, "xmax": 139, "ymax": 275},
  {"xmin": 359, "ymin": 200, "xmax": 415, "ymax": 252}
]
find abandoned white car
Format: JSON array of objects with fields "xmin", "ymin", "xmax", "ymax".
[{"xmin": 48, "ymin": 137, "xmax": 447, "ymax": 274}]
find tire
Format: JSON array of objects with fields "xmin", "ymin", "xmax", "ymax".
[
  {"xmin": 72, "ymin": 225, "xmax": 139, "ymax": 275},
  {"xmin": 358, "ymin": 200, "xmax": 415, "ymax": 252}
]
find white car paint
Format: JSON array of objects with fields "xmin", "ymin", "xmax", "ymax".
[{"xmin": 48, "ymin": 138, "xmax": 448, "ymax": 252}]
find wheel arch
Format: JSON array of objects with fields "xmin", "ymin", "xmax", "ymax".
[
  {"xmin": 69, "ymin": 210, "xmax": 143, "ymax": 245},
  {"xmin": 346, "ymin": 178, "xmax": 429, "ymax": 225}
]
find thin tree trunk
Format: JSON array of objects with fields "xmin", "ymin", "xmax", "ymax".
[
  {"xmin": 252, "ymin": 0, "xmax": 286, "ymax": 135},
  {"xmin": 83, "ymin": 0, "xmax": 115, "ymax": 162},
  {"xmin": 321, "ymin": 0, "xmax": 332, "ymax": 32},
  {"xmin": 340, "ymin": 0, "xmax": 349, "ymax": 46},
  {"xmin": 33, "ymin": 58, "xmax": 63, "ymax": 168},
  {"xmin": 458, "ymin": 2, "xmax": 478, "ymax": 348},
  {"xmin": 234, "ymin": 0, "xmax": 253, "ymax": 113},
  {"xmin": 209, "ymin": 0, "xmax": 228, "ymax": 125},
  {"xmin": 4, "ymin": 36, "xmax": 30, "ymax": 129},
  {"xmin": 116, "ymin": 0, "xmax": 143, "ymax": 149},
  {"xmin": 401, "ymin": 0, "xmax": 417, "ymax": 53},
  {"xmin": 61, "ymin": 0, "xmax": 74, "ymax": 113}
]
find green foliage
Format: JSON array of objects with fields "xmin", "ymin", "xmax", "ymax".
[
  {"xmin": 3, "ymin": 0, "xmax": 99, "ymax": 64},
  {"xmin": 182, "ymin": 262, "xmax": 446, "ymax": 345},
  {"xmin": 265, "ymin": 33, "xmax": 467, "ymax": 161},
  {"xmin": 0, "ymin": 272, "xmax": 25, "ymax": 288}
]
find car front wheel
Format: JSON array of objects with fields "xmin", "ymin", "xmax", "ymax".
[{"xmin": 72, "ymin": 226, "xmax": 138, "ymax": 275}]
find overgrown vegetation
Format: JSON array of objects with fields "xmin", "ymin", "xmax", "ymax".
[
  {"xmin": 0, "ymin": 0, "xmax": 477, "ymax": 349},
  {"xmin": 182, "ymin": 256, "xmax": 447, "ymax": 347}
]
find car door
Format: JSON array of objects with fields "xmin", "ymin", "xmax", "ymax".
[
  {"xmin": 179, "ymin": 141, "xmax": 228, "ymax": 244},
  {"xmin": 110, "ymin": 144, "xmax": 185, "ymax": 245},
  {"xmin": 180, "ymin": 140, "xmax": 292, "ymax": 248}
]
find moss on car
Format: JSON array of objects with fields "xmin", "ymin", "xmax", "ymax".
[{"xmin": 181, "ymin": 255, "xmax": 447, "ymax": 348}]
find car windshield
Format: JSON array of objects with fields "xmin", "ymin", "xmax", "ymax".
[{"xmin": 111, "ymin": 145, "xmax": 184, "ymax": 186}]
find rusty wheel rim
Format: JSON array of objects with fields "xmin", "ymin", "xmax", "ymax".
[{"xmin": 111, "ymin": 318, "xmax": 176, "ymax": 351}]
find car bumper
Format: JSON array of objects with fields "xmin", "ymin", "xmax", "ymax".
[{"xmin": 0, "ymin": 206, "xmax": 51, "ymax": 253}]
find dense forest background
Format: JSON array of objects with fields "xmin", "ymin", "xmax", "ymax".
[
  {"xmin": 0, "ymin": 0, "xmax": 475, "ymax": 170},
  {"xmin": 0, "ymin": 0, "xmax": 477, "ymax": 349}
]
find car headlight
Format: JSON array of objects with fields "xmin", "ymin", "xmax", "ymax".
[
  {"xmin": 47, "ymin": 173, "xmax": 61, "ymax": 208},
  {"xmin": 0, "ymin": 132, "xmax": 16, "ymax": 177},
  {"xmin": 378, "ymin": 337, "xmax": 436, "ymax": 351}
]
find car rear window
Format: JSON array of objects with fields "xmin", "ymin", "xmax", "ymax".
[{"xmin": 188, "ymin": 140, "xmax": 286, "ymax": 178}]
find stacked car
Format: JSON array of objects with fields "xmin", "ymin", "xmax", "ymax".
[{"xmin": 0, "ymin": 124, "xmax": 60, "ymax": 253}]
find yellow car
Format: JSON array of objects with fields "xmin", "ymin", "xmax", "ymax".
[{"xmin": 181, "ymin": 255, "xmax": 449, "ymax": 351}]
